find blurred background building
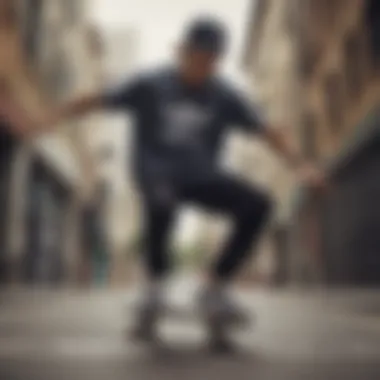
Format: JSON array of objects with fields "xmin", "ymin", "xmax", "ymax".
[
  {"xmin": 0, "ymin": 0, "xmax": 379, "ymax": 289},
  {"xmin": 243, "ymin": 0, "xmax": 380, "ymax": 287},
  {"xmin": 0, "ymin": 0, "xmax": 112, "ymax": 286},
  {"xmin": 1, "ymin": 0, "xmax": 80, "ymax": 285}
]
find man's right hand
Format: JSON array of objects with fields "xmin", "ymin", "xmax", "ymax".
[
  {"xmin": 0, "ymin": 97, "xmax": 37, "ymax": 138},
  {"xmin": 35, "ymin": 110, "xmax": 62, "ymax": 135},
  {"xmin": 35, "ymin": 94, "xmax": 103, "ymax": 134}
]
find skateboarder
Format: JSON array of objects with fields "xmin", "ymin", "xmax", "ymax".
[{"xmin": 4, "ymin": 17, "xmax": 326, "ymax": 334}]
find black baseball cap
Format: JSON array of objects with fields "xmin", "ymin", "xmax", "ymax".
[{"xmin": 183, "ymin": 17, "xmax": 228, "ymax": 56}]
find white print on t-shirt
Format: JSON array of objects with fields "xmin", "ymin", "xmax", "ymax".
[{"xmin": 161, "ymin": 102, "xmax": 213, "ymax": 146}]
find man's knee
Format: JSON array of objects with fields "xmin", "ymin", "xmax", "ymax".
[
  {"xmin": 257, "ymin": 192, "xmax": 273, "ymax": 220},
  {"xmin": 150, "ymin": 183, "xmax": 178, "ymax": 210},
  {"xmin": 242, "ymin": 191, "xmax": 273, "ymax": 223}
]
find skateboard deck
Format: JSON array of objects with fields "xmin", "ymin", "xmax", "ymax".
[{"xmin": 129, "ymin": 304, "xmax": 253, "ymax": 353}]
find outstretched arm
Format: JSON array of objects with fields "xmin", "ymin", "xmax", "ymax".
[
  {"xmin": 0, "ymin": 94, "xmax": 35, "ymax": 138},
  {"xmin": 263, "ymin": 126, "xmax": 302, "ymax": 169},
  {"xmin": 0, "ymin": 92, "xmax": 104, "ymax": 139},
  {"xmin": 263, "ymin": 125, "xmax": 327, "ymax": 190},
  {"xmin": 5, "ymin": 74, "xmax": 145, "ymax": 138},
  {"xmin": 226, "ymin": 87, "xmax": 327, "ymax": 190},
  {"xmin": 35, "ymin": 94, "xmax": 104, "ymax": 136}
]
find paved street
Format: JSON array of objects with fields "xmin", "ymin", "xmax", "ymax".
[{"xmin": 0, "ymin": 281, "xmax": 379, "ymax": 380}]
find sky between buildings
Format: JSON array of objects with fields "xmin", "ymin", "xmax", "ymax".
[{"xmin": 91, "ymin": 0, "xmax": 251, "ymax": 83}]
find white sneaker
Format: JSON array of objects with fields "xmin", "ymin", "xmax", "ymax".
[
  {"xmin": 131, "ymin": 287, "xmax": 165, "ymax": 341},
  {"xmin": 198, "ymin": 286, "xmax": 250, "ymax": 327}
]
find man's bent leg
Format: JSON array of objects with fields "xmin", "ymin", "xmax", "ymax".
[
  {"xmin": 183, "ymin": 173, "xmax": 272, "ymax": 281},
  {"xmin": 132, "ymin": 185, "xmax": 178, "ymax": 340},
  {"xmin": 182, "ymin": 173, "xmax": 272, "ymax": 323},
  {"xmin": 142, "ymin": 183, "xmax": 178, "ymax": 280},
  {"xmin": 213, "ymin": 186, "xmax": 272, "ymax": 281}
]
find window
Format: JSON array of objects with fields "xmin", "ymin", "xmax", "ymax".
[
  {"xmin": 299, "ymin": 46, "xmax": 321, "ymax": 79},
  {"xmin": 87, "ymin": 27, "xmax": 103, "ymax": 57},
  {"xmin": 63, "ymin": 0, "xmax": 80, "ymax": 27},
  {"xmin": 299, "ymin": 0, "xmax": 325, "ymax": 80},
  {"xmin": 23, "ymin": 0, "xmax": 43, "ymax": 63},
  {"xmin": 324, "ymin": 72, "xmax": 345, "ymax": 132},
  {"xmin": 320, "ymin": 0, "xmax": 335, "ymax": 26},
  {"xmin": 309, "ymin": 0, "xmax": 337, "ymax": 31},
  {"xmin": 47, "ymin": 52, "xmax": 72, "ymax": 101},
  {"xmin": 365, "ymin": 0, "xmax": 380, "ymax": 67},
  {"xmin": 323, "ymin": 0, "xmax": 346, "ymax": 26},
  {"xmin": 343, "ymin": 31, "xmax": 365, "ymax": 99},
  {"xmin": 0, "ymin": 0, "xmax": 18, "ymax": 28},
  {"xmin": 300, "ymin": 112, "xmax": 318, "ymax": 160}
]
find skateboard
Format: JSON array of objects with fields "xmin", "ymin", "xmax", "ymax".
[{"xmin": 129, "ymin": 304, "xmax": 252, "ymax": 353}]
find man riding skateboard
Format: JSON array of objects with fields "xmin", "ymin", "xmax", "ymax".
[{"xmin": 2, "ymin": 17, "xmax": 327, "ymax": 342}]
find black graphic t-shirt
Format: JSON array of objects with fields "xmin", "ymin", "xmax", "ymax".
[{"xmin": 102, "ymin": 67, "xmax": 266, "ymax": 192}]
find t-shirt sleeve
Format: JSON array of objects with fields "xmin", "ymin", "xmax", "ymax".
[
  {"xmin": 101, "ymin": 75, "xmax": 146, "ymax": 110},
  {"xmin": 225, "ymin": 87, "xmax": 267, "ymax": 133}
]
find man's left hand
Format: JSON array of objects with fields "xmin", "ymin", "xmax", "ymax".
[{"xmin": 296, "ymin": 162, "xmax": 329, "ymax": 192}]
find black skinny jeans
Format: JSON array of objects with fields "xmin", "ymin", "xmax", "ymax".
[{"xmin": 141, "ymin": 171, "xmax": 272, "ymax": 282}]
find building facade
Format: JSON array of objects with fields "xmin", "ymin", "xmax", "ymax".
[
  {"xmin": 296, "ymin": 0, "xmax": 380, "ymax": 286},
  {"xmin": 0, "ymin": 0, "xmax": 105, "ymax": 285},
  {"xmin": 239, "ymin": 0, "xmax": 301, "ymax": 284},
  {"xmin": 243, "ymin": 0, "xmax": 380, "ymax": 286}
]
